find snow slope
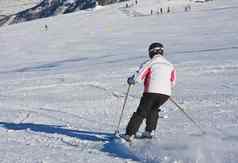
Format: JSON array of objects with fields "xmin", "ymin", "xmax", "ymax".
[
  {"xmin": 0, "ymin": 0, "xmax": 41, "ymax": 15},
  {"xmin": 0, "ymin": 0, "xmax": 238, "ymax": 162},
  {"xmin": 0, "ymin": 0, "xmax": 96, "ymax": 26}
]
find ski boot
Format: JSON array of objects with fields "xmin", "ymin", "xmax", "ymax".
[
  {"xmin": 119, "ymin": 134, "xmax": 135, "ymax": 142},
  {"xmin": 140, "ymin": 131, "xmax": 153, "ymax": 139}
]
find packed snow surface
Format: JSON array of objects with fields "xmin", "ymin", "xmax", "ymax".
[
  {"xmin": 0, "ymin": 0, "xmax": 41, "ymax": 15},
  {"xmin": 0, "ymin": 0, "xmax": 238, "ymax": 162}
]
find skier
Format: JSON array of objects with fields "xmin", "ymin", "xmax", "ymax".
[
  {"xmin": 44, "ymin": 24, "xmax": 48, "ymax": 31},
  {"xmin": 167, "ymin": 6, "xmax": 171, "ymax": 13},
  {"xmin": 120, "ymin": 42, "xmax": 176, "ymax": 142},
  {"xmin": 160, "ymin": 8, "xmax": 163, "ymax": 14}
]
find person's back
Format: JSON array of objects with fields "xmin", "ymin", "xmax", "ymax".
[{"xmin": 147, "ymin": 55, "xmax": 175, "ymax": 95}]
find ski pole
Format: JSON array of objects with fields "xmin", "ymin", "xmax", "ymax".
[
  {"xmin": 169, "ymin": 97, "xmax": 206, "ymax": 135},
  {"xmin": 114, "ymin": 85, "xmax": 131, "ymax": 136}
]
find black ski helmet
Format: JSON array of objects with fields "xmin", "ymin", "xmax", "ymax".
[{"xmin": 148, "ymin": 42, "xmax": 164, "ymax": 59}]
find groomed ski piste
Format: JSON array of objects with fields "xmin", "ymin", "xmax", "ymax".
[
  {"xmin": 0, "ymin": 0, "xmax": 238, "ymax": 162},
  {"xmin": 0, "ymin": 0, "xmax": 41, "ymax": 15}
]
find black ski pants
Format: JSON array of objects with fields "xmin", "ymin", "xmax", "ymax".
[{"xmin": 126, "ymin": 92, "xmax": 169, "ymax": 136}]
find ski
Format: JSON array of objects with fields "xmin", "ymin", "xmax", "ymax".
[{"xmin": 117, "ymin": 133, "xmax": 154, "ymax": 146}]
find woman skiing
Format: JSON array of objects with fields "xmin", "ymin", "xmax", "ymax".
[{"xmin": 121, "ymin": 42, "xmax": 176, "ymax": 142}]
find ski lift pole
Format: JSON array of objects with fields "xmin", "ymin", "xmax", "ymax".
[
  {"xmin": 169, "ymin": 97, "xmax": 206, "ymax": 135},
  {"xmin": 114, "ymin": 85, "xmax": 131, "ymax": 136}
]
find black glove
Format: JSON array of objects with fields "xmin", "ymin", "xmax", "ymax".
[{"xmin": 127, "ymin": 76, "xmax": 135, "ymax": 85}]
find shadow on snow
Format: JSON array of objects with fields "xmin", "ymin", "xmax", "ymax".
[
  {"xmin": 0, "ymin": 121, "xmax": 139, "ymax": 161},
  {"xmin": 0, "ymin": 121, "xmax": 112, "ymax": 141},
  {"xmin": 0, "ymin": 57, "xmax": 88, "ymax": 74}
]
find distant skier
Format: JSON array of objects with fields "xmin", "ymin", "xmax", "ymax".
[
  {"xmin": 160, "ymin": 8, "xmax": 163, "ymax": 14},
  {"xmin": 45, "ymin": 24, "xmax": 48, "ymax": 31},
  {"xmin": 185, "ymin": 4, "xmax": 191, "ymax": 12},
  {"xmin": 167, "ymin": 6, "xmax": 171, "ymax": 13},
  {"xmin": 135, "ymin": 0, "xmax": 138, "ymax": 5},
  {"xmin": 120, "ymin": 42, "xmax": 176, "ymax": 142}
]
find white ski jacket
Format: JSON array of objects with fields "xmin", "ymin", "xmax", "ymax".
[{"xmin": 133, "ymin": 55, "xmax": 176, "ymax": 96}]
